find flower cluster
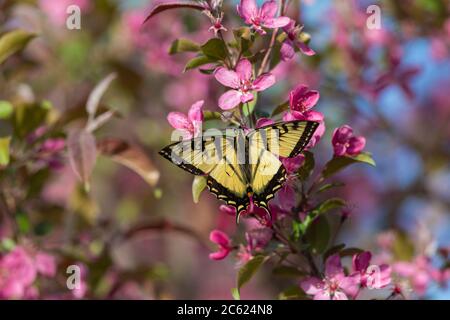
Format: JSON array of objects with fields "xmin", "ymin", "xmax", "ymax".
[{"xmin": 0, "ymin": 247, "xmax": 56, "ymax": 299}]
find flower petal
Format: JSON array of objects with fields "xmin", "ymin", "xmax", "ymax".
[
  {"xmin": 253, "ymin": 73, "xmax": 276, "ymax": 91},
  {"xmin": 240, "ymin": 92, "xmax": 254, "ymax": 104},
  {"xmin": 260, "ymin": 0, "xmax": 278, "ymax": 20},
  {"xmin": 332, "ymin": 291, "xmax": 348, "ymax": 300},
  {"xmin": 219, "ymin": 90, "xmax": 242, "ymax": 110},
  {"xmin": 280, "ymin": 41, "xmax": 295, "ymax": 61},
  {"xmin": 255, "ymin": 117, "xmax": 275, "ymax": 128},
  {"xmin": 236, "ymin": 59, "xmax": 253, "ymax": 82},
  {"xmin": 300, "ymin": 277, "xmax": 324, "ymax": 295},
  {"xmin": 188, "ymin": 100, "xmax": 204, "ymax": 122},
  {"xmin": 167, "ymin": 112, "xmax": 191, "ymax": 130},
  {"xmin": 209, "ymin": 230, "xmax": 231, "ymax": 248},
  {"xmin": 325, "ymin": 254, "xmax": 344, "ymax": 279},
  {"xmin": 209, "ymin": 248, "xmax": 230, "ymax": 260},
  {"xmin": 347, "ymin": 136, "xmax": 366, "ymax": 155},
  {"xmin": 296, "ymin": 40, "xmax": 316, "ymax": 56},
  {"xmin": 339, "ymin": 274, "xmax": 360, "ymax": 298},
  {"xmin": 314, "ymin": 291, "xmax": 331, "ymax": 300},
  {"xmin": 332, "ymin": 125, "xmax": 353, "ymax": 144},
  {"xmin": 352, "ymin": 251, "xmax": 372, "ymax": 272},
  {"xmin": 214, "ymin": 67, "xmax": 240, "ymax": 89},
  {"xmin": 220, "ymin": 205, "xmax": 236, "ymax": 216},
  {"xmin": 262, "ymin": 16, "xmax": 291, "ymax": 29},
  {"xmin": 237, "ymin": 0, "xmax": 258, "ymax": 22}
]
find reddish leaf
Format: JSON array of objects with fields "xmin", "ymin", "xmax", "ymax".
[
  {"xmin": 97, "ymin": 138, "xmax": 160, "ymax": 187},
  {"xmin": 144, "ymin": 1, "xmax": 207, "ymax": 23},
  {"xmin": 67, "ymin": 129, "xmax": 97, "ymax": 190}
]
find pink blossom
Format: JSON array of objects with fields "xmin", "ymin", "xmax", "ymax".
[
  {"xmin": 209, "ymin": 230, "xmax": 232, "ymax": 260},
  {"xmin": 35, "ymin": 252, "xmax": 57, "ymax": 277},
  {"xmin": 237, "ymin": 0, "xmax": 290, "ymax": 35},
  {"xmin": 352, "ymin": 251, "xmax": 391, "ymax": 289},
  {"xmin": 282, "ymin": 85, "xmax": 324, "ymax": 148},
  {"xmin": 332, "ymin": 125, "xmax": 366, "ymax": 156},
  {"xmin": 214, "ymin": 59, "xmax": 275, "ymax": 110},
  {"xmin": 236, "ymin": 228, "xmax": 272, "ymax": 267},
  {"xmin": 167, "ymin": 100, "xmax": 204, "ymax": 139},
  {"xmin": 0, "ymin": 247, "xmax": 37, "ymax": 299},
  {"xmin": 288, "ymin": 85, "xmax": 320, "ymax": 113},
  {"xmin": 255, "ymin": 117, "xmax": 275, "ymax": 128},
  {"xmin": 280, "ymin": 19, "xmax": 315, "ymax": 61},
  {"xmin": 393, "ymin": 256, "xmax": 438, "ymax": 296},
  {"xmin": 300, "ymin": 254, "xmax": 359, "ymax": 300}
]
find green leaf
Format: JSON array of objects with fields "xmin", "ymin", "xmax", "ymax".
[
  {"xmin": 314, "ymin": 197, "xmax": 346, "ymax": 215},
  {"xmin": 0, "ymin": 136, "xmax": 11, "ymax": 166},
  {"xmin": 0, "ymin": 30, "xmax": 36, "ymax": 64},
  {"xmin": 192, "ymin": 176, "xmax": 207, "ymax": 203},
  {"xmin": 231, "ymin": 288, "xmax": 240, "ymax": 300},
  {"xmin": 278, "ymin": 285, "xmax": 307, "ymax": 300},
  {"xmin": 322, "ymin": 153, "xmax": 376, "ymax": 179},
  {"xmin": 233, "ymin": 27, "xmax": 253, "ymax": 53},
  {"xmin": 13, "ymin": 102, "xmax": 49, "ymax": 138},
  {"xmin": 0, "ymin": 101, "xmax": 13, "ymax": 119},
  {"xmin": 169, "ymin": 38, "xmax": 200, "ymax": 54},
  {"xmin": 305, "ymin": 215, "xmax": 330, "ymax": 254},
  {"xmin": 16, "ymin": 212, "xmax": 31, "ymax": 234},
  {"xmin": 1, "ymin": 238, "xmax": 15, "ymax": 251},
  {"xmin": 270, "ymin": 101, "xmax": 289, "ymax": 117},
  {"xmin": 297, "ymin": 151, "xmax": 315, "ymax": 181},
  {"xmin": 201, "ymin": 38, "xmax": 228, "ymax": 61},
  {"xmin": 237, "ymin": 255, "xmax": 266, "ymax": 293},
  {"xmin": 144, "ymin": 1, "xmax": 207, "ymax": 23},
  {"xmin": 272, "ymin": 266, "xmax": 306, "ymax": 277},
  {"xmin": 184, "ymin": 55, "xmax": 215, "ymax": 72},
  {"xmin": 316, "ymin": 182, "xmax": 345, "ymax": 194},
  {"xmin": 243, "ymin": 93, "xmax": 257, "ymax": 117},
  {"xmin": 203, "ymin": 111, "xmax": 222, "ymax": 121},
  {"xmin": 392, "ymin": 231, "xmax": 415, "ymax": 261}
]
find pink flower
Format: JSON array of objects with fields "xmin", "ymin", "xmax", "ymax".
[
  {"xmin": 393, "ymin": 256, "xmax": 438, "ymax": 296},
  {"xmin": 283, "ymin": 85, "xmax": 325, "ymax": 148},
  {"xmin": 209, "ymin": 230, "xmax": 232, "ymax": 260},
  {"xmin": 35, "ymin": 252, "xmax": 57, "ymax": 277},
  {"xmin": 255, "ymin": 117, "xmax": 275, "ymax": 128},
  {"xmin": 280, "ymin": 19, "xmax": 315, "ymax": 61},
  {"xmin": 332, "ymin": 125, "xmax": 366, "ymax": 156},
  {"xmin": 288, "ymin": 84, "xmax": 320, "ymax": 113},
  {"xmin": 0, "ymin": 247, "xmax": 37, "ymax": 299},
  {"xmin": 352, "ymin": 251, "xmax": 391, "ymax": 289},
  {"xmin": 300, "ymin": 254, "xmax": 359, "ymax": 300},
  {"xmin": 167, "ymin": 100, "xmax": 204, "ymax": 139},
  {"xmin": 237, "ymin": 0, "xmax": 290, "ymax": 35},
  {"xmin": 214, "ymin": 59, "xmax": 275, "ymax": 110}
]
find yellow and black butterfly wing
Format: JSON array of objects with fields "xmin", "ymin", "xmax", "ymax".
[
  {"xmin": 248, "ymin": 140, "xmax": 286, "ymax": 212},
  {"xmin": 248, "ymin": 120, "xmax": 319, "ymax": 158},
  {"xmin": 159, "ymin": 137, "xmax": 216, "ymax": 175},
  {"xmin": 207, "ymin": 135, "xmax": 250, "ymax": 214},
  {"xmin": 159, "ymin": 134, "xmax": 250, "ymax": 214}
]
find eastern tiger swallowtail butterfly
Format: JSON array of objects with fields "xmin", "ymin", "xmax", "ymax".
[{"xmin": 159, "ymin": 120, "xmax": 319, "ymax": 221}]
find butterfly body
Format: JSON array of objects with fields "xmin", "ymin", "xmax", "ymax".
[{"xmin": 159, "ymin": 120, "xmax": 319, "ymax": 219}]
